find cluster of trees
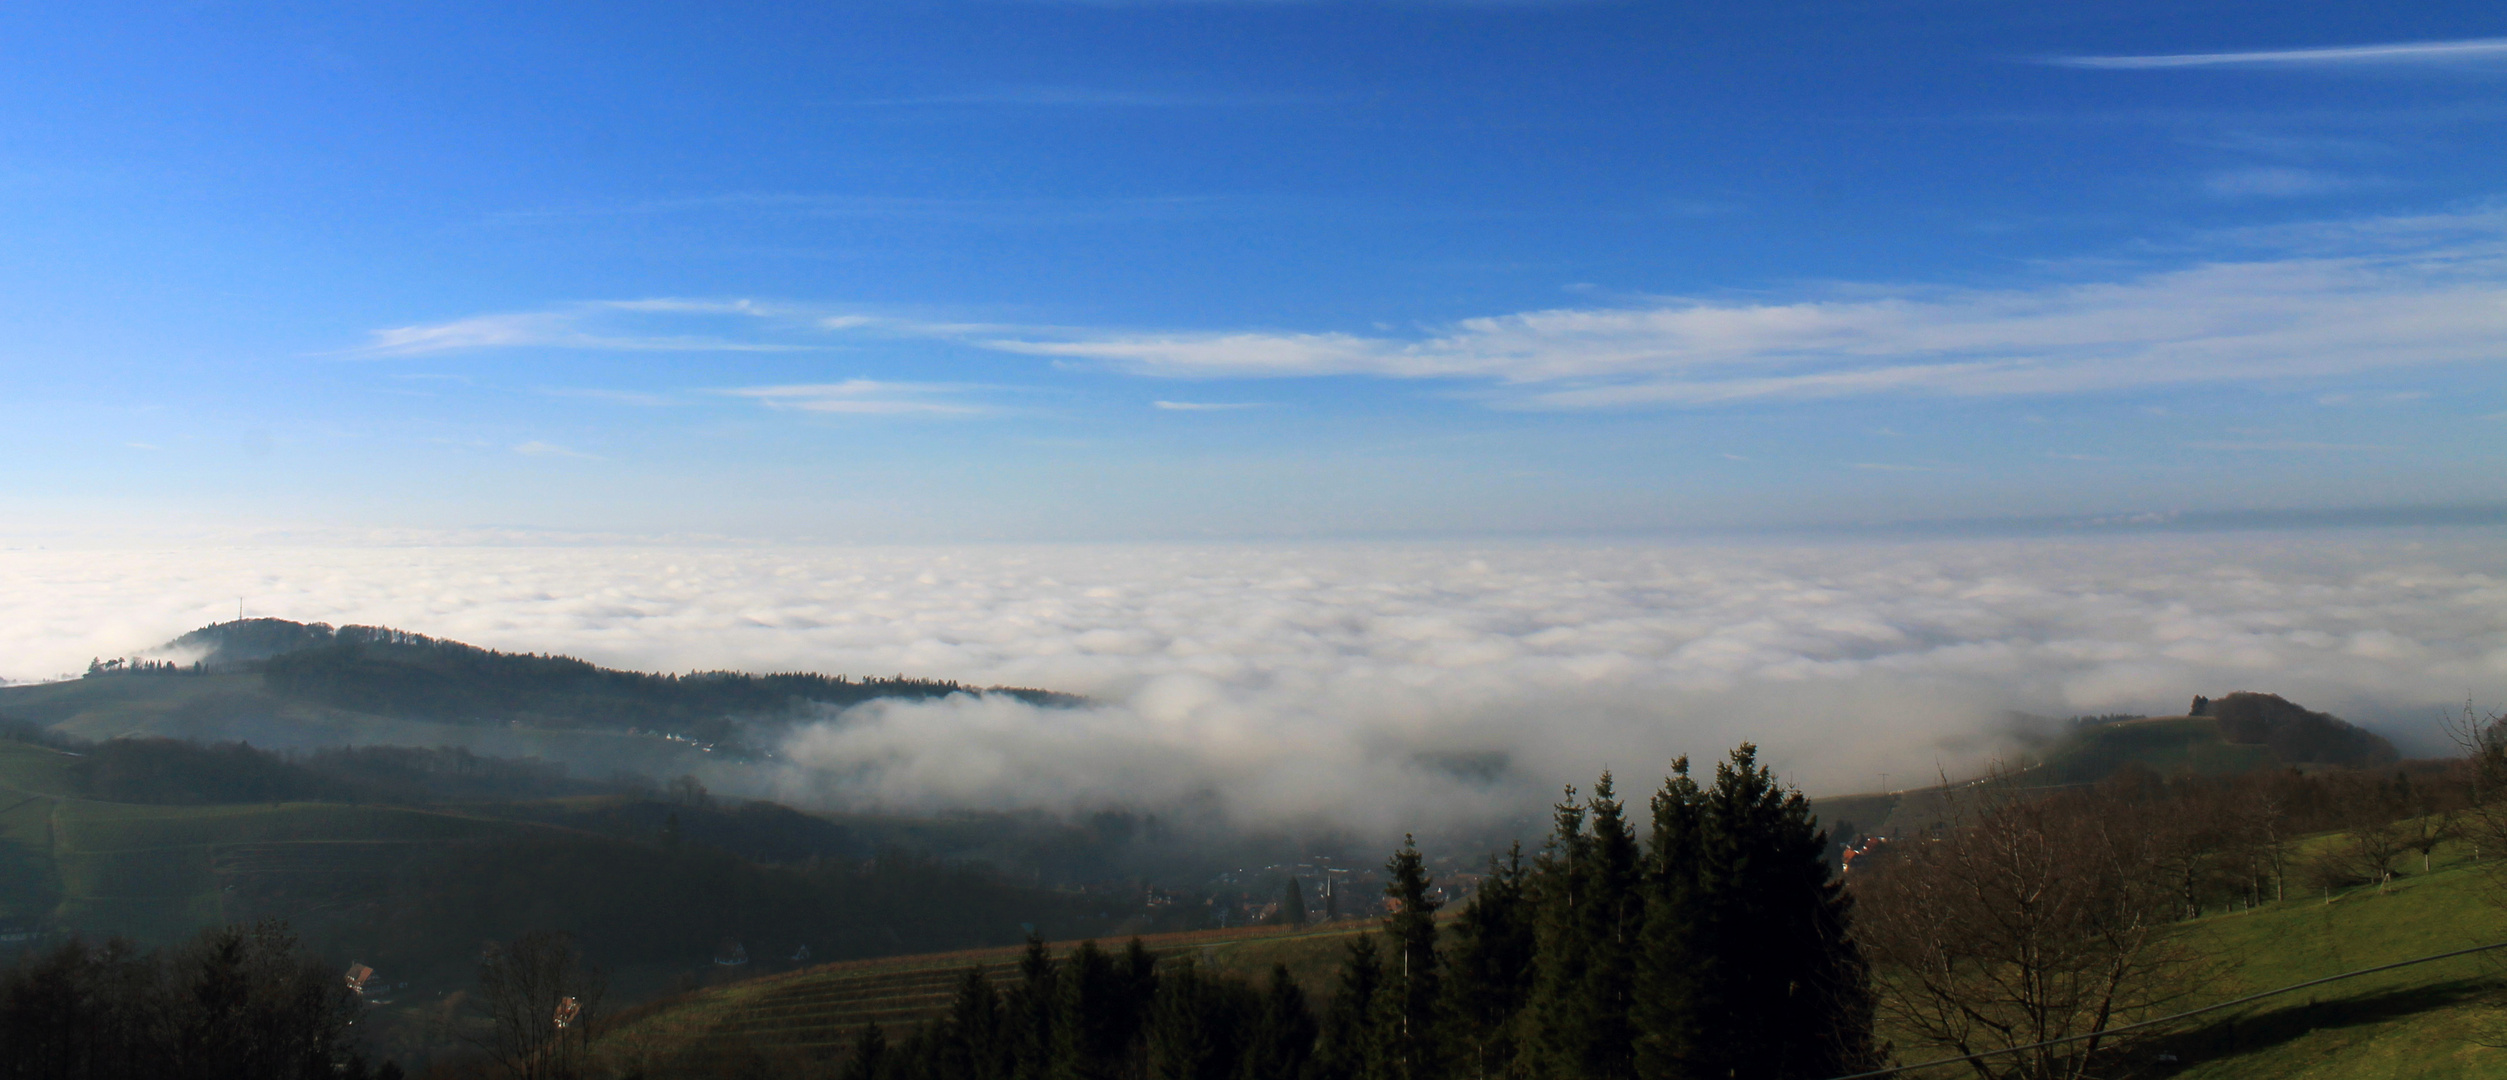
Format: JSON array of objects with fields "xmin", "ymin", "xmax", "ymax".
[
  {"xmin": 80, "ymin": 657, "xmax": 201, "ymax": 677},
  {"xmin": 0, "ymin": 922, "xmax": 386, "ymax": 1080},
  {"xmin": 845, "ymin": 745, "xmax": 1873, "ymax": 1080},
  {"xmin": 844, "ymin": 939, "xmax": 1313, "ymax": 1080}
]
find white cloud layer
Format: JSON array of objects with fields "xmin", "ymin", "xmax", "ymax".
[{"xmin": 4, "ymin": 535, "xmax": 2502, "ymax": 834}]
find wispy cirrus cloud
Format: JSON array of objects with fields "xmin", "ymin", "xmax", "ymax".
[
  {"xmin": 513, "ymin": 441, "xmax": 601, "ymax": 459},
  {"xmin": 840, "ymin": 85, "xmax": 1322, "ymax": 108},
  {"xmin": 2053, "ymin": 37, "xmax": 2507, "ymax": 71},
  {"xmin": 720, "ymin": 380, "xmax": 988, "ymax": 416},
  {"xmin": 358, "ymin": 209, "xmax": 2507, "ymax": 411},
  {"xmin": 1153, "ymin": 400, "xmax": 1265, "ymax": 411},
  {"xmin": 358, "ymin": 300, "xmax": 808, "ymax": 356},
  {"xmin": 989, "ymin": 211, "xmax": 2507, "ymax": 407},
  {"xmin": 539, "ymin": 387, "xmax": 677, "ymax": 407},
  {"xmin": 2184, "ymin": 440, "xmax": 2398, "ymax": 453},
  {"xmin": 2202, "ymin": 166, "xmax": 2371, "ymax": 199}
]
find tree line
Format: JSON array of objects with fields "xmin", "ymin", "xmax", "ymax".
[
  {"xmin": 0, "ymin": 922, "xmax": 386, "ymax": 1080},
  {"xmin": 841, "ymin": 745, "xmax": 1874, "ymax": 1080}
]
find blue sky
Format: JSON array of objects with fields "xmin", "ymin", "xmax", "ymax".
[{"xmin": 4, "ymin": 2, "xmax": 2504, "ymax": 542}]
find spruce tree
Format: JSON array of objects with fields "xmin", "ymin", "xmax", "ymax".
[
  {"xmin": 1576, "ymin": 775, "xmax": 1643, "ymax": 1080},
  {"xmin": 841, "ymin": 1022, "xmax": 890, "ymax": 1080},
  {"xmin": 1149, "ymin": 959, "xmax": 1258, "ymax": 1080},
  {"xmin": 1005, "ymin": 933, "xmax": 1060, "ymax": 1080},
  {"xmin": 1311, "ymin": 933, "xmax": 1382, "ymax": 1080},
  {"xmin": 1525, "ymin": 780, "xmax": 1641, "ymax": 1080},
  {"xmin": 1442, "ymin": 845, "xmax": 1534, "ymax": 1080},
  {"xmin": 1633, "ymin": 758, "xmax": 1709, "ymax": 1080},
  {"xmin": 1525, "ymin": 787, "xmax": 1590, "ymax": 1080},
  {"xmin": 1376, "ymin": 836, "xmax": 1444, "ymax": 1080},
  {"xmin": 1057, "ymin": 941, "xmax": 1137, "ymax": 1080},
  {"xmin": 1692, "ymin": 745, "xmax": 1876, "ymax": 1080},
  {"xmin": 1280, "ymin": 878, "xmax": 1310, "ymax": 928},
  {"xmin": 940, "ymin": 964, "xmax": 1008, "ymax": 1080},
  {"xmin": 1240, "ymin": 964, "xmax": 1318, "ymax": 1080}
]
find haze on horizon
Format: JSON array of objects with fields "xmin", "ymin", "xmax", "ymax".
[{"xmin": 1, "ymin": 3, "xmax": 2503, "ymax": 827}]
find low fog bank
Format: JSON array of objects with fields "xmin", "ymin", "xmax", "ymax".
[{"xmin": 3, "ymin": 533, "xmax": 2502, "ymax": 838}]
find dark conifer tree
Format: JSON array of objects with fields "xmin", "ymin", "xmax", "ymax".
[
  {"xmin": 1524, "ymin": 787, "xmax": 1594, "ymax": 1080},
  {"xmin": 1521, "ymin": 777, "xmax": 1646, "ymax": 1080},
  {"xmin": 1311, "ymin": 933, "xmax": 1383, "ymax": 1080},
  {"xmin": 940, "ymin": 965, "xmax": 1008, "ymax": 1080},
  {"xmin": 1280, "ymin": 878, "xmax": 1310, "ymax": 928},
  {"xmin": 1057, "ymin": 940, "xmax": 1156, "ymax": 1080},
  {"xmin": 1689, "ymin": 745, "xmax": 1877, "ymax": 1080},
  {"xmin": 1575, "ymin": 775, "xmax": 1644, "ymax": 1080},
  {"xmin": 1147, "ymin": 959, "xmax": 1256, "ymax": 1080},
  {"xmin": 1633, "ymin": 759, "xmax": 1710, "ymax": 1080},
  {"xmin": 842, "ymin": 1022, "xmax": 891, "ymax": 1080},
  {"xmin": 1441, "ymin": 845, "xmax": 1534, "ymax": 1080},
  {"xmin": 1375, "ymin": 836, "xmax": 1444, "ymax": 1080},
  {"xmin": 1125, "ymin": 937, "xmax": 1161, "ymax": 998},
  {"xmin": 1005, "ymin": 934, "xmax": 1061, "ymax": 1080},
  {"xmin": 1239, "ymin": 964, "xmax": 1318, "ymax": 1080}
]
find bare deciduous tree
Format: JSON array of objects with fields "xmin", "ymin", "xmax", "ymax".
[
  {"xmin": 1853, "ymin": 777, "xmax": 2211, "ymax": 1080},
  {"xmin": 474, "ymin": 931, "xmax": 608, "ymax": 1080}
]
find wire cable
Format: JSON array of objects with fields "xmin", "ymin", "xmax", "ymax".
[{"xmin": 1824, "ymin": 939, "xmax": 2507, "ymax": 1080}]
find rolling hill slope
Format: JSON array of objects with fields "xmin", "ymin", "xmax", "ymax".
[
  {"xmin": 1, "ymin": 617, "xmax": 1080, "ymax": 759},
  {"xmin": 0, "ymin": 737, "xmax": 1137, "ymax": 1003}
]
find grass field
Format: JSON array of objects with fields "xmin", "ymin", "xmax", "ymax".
[{"xmin": 2140, "ymin": 834, "xmax": 2507, "ymax": 1080}]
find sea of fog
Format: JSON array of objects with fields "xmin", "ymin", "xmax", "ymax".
[{"xmin": 3, "ymin": 532, "xmax": 2502, "ymax": 834}]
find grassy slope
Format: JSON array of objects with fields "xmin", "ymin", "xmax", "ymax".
[{"xmin": 2141, "ymin": 834, "xmax": 2506, "ymax": 1080}]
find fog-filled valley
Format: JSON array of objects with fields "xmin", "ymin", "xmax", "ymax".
[
  {"xmin": 8, "ymin": 535, "xmax": 2502, "ymax": 834},
  {"xmin": 4, "ymin": 533, "xmax": 2499, "ymax": 1034}
]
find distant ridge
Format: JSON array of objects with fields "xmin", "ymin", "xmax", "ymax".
[
  {"xmin": 2196, "ymin": 690, "xmax": 2399, "ymax": 767},
  {"xmin": 119, "ymin": 618, "xmax": 1086, "ymax": 738},
  {"xmin": 2018, "ymin": 691, "xmax": 2398, "ymax": 786},
  {"xmin": 1812, "ymin": 691, "xmax": 2404, "ymax": 841}
]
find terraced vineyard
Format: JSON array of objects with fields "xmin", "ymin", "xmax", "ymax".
[{"xmin": 601, "ymin": 920, "xmax": 1380, "ymax": 1057}]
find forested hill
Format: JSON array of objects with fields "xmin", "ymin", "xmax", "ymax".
[{"xmin": 125, "ymin": 618, "xmax": 1083, "ymax": 733}]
